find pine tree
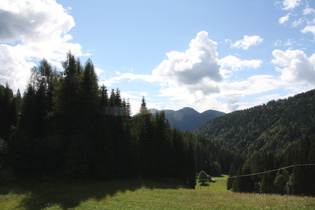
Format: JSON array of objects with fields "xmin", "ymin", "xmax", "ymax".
[
  {"xmin": 66, "ymin": 58, "xmax": 99, "ymax": 179},
  {"xmin": 49, "ymin": 52, "xmax": 84, "ymax": 174},
  {"xmin": 9, "ymin": 85, "xmax": 39, "ymax": 177},
  {"xmin": 0, "ymin": 84, "xmax": 17, "ymax": 141},
  {"xmin": 54, "ymin": 52, "xmax": 83, "ymax": 137},
  {"xmin": 133, "ymin": 96, "xmax": 152, "ymax": 177},
  {"xmin": 79, "ymin": 58, "xmax": 99, "ymax": 130},
  {"xmin": 151, "ymin": 110, "xmax": 172, "ymax": 178}
]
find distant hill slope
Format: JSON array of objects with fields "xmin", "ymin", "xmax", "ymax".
[
  {"xmin": 196, "ymin": 89, "xmax": 315, "ymax": 155},
  {"xmin": 150, "ymin": 107, "xmax": 225, "ymax": 131}
]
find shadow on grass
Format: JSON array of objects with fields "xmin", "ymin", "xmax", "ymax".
[{"xmin": 0, "ymin": 178, "xmax": 183, "ymax": 210}]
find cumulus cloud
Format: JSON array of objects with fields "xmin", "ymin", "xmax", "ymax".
[
  {"xmin": 282, "ymin": 0, "xmax": 301, "ymax": 11},
  {"xmin": 150, "ymin": 31, "xmax": 273, "ymax": 112},
  {"xmin": 0, "ymin": 45, "xmax": 33, "ymax": 89},
  {"xmin": 279, "ymin": 13, "xmax": 291, "ymax": 24},
  {"xmin": 231, "ymin": 35, "xmax": 263, "ymax": 50},
  {"xmin": 0, "ymin": 0, "xmax": 85, "ymax": 92},
  {"xmin": 272, "ymin": 49, "xmax": 315, "ymax": 85},
  {"xmin": 220, "ymin": 55, "xmax": 262, "ymax": 71},
  {"xmin": 153, "ymin": 31, "xmax": 222, "ymax": 92}
]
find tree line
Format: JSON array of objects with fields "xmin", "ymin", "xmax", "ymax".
[{"xmin": 0, "ymin": 52, "xmax": 197, "ymax": 188}]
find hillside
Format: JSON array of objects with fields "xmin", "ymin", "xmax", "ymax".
[
  {"xmin": 196, "ymin": 89, "xmax": 315, "ymax": 155},
  {"xmin": 150, "ymin": 107, "xmax": 225, "ymax": 131}
]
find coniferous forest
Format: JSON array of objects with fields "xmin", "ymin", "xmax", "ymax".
[
  {"xmin": 0, "ymin": 52, "xmax": 198, "ymax": 188},
  {"xmin": 197, "ymin": 89, "xmax": 315, "ymax": 196},
  {"xmin": 1, "ymin": 52, "xmax": 315, "ymax": 196}
]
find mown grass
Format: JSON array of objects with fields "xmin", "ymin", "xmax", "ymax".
[
  {"xmin": 1, "ymin": 177, "xmax": 315, "ymax": 209},
  {"xmin": 195, "ymin": 174, "xmax": 229, "ymax": 192}
]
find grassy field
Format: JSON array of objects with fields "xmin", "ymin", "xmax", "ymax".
[
  {"xmin": 1, "ymin": 177, "xmax": 315, "ymax": 209},
  {"xmin": 195, "ymin": 175, "xmax": 229, "ymax": 192}
]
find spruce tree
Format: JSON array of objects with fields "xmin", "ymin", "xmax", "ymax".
[
  {"xmin": 134, "ymin": 96, "xmax": 152, "ymax": 177},
  {"xmin": 0, "ymin": 84, "xmax": 17, "ymax": 141}
]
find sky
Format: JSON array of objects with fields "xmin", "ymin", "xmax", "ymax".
[{"xmin": 1, "ymin": 0, "xmax": 315, "ymax": 114}]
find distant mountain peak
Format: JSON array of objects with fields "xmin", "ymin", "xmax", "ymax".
[{"xmin": 149, "ymin": 107, "xmax": 225, "ymax": 131}]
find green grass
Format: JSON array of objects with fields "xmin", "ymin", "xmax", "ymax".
[
  {"xmin": 195, "ymin": 174, "xmax": 229, "ymax": 192},
  {"xmin": 1, "ymin": 177, "xmax": 315, "ymax": 209}
]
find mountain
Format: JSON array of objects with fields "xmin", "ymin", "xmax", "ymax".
[
  {"xmin": 150, "ymin": 107, "xmax": 225, "ymax": 131},
  {"xmin": 196, "ymin": 89, "xmax": 315, "ymax": 155}
]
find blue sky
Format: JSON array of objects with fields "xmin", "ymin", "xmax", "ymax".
[{"xmin": 1, "ymin": 0, "xmax": 315, "ymax": 114}]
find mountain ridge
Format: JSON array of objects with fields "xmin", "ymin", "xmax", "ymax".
[{"xmin": 149, "ymin": 107, "xmax": 225, "ymax": 131}]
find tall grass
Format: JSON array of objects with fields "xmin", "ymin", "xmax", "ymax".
[{"xmin": 1, "ymin": 178, "xmax": 314, "ymax": 209}]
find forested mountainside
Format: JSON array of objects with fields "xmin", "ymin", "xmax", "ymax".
[
  {"xmin": 150, "ymin": 107, "xmax": 225, "ymax": 131},
  {"xmin": 197, "ymin": 89, "xmax": 315, "ymax": 196},
  {"xmin": 197, "ymin": 89, "xmax": 315, "ymax": 155}
]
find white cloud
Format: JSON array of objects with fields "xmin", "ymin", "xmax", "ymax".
[
  {"xmin": 301, "ymin": 25, "xmax": 315, "ymax": 35},
  {"xmin": 149, "ymin": 31, "xmax": 228, "ymax": 112},
  {"xmin": 220, "ymin": 55, "xmax": 262, "ymax": 71},
  {"xmin": 0, "ymin": 45, "xmax": 33, "ymax": 90},
  {"xmin": 151, "ymin": 32, "xmax": 276, "ymax": 112},
  {"xmin": 279, "ymin": 13, "xmax": 291, "ymax": 24},
  {"xmin": 0, "ymin": 0, "xmax": 86, "ymax": 92},
  {"xmin": 231, "ymin": 35, "xmax": 263, "ymax": 50},
  {"xmin": 153, "ymin": 31, "xmax": 222, "ymax": 90},
  {"xmin": 282, "ymin": 0, "xmax": 301, "ymax": 11},
  {"xmin": 272, "ymin": 49, "xmax": 315, "ymax": 85},
  {"xmin": 303, "ymin": 7, "xmax": 315, "ymax": 15}
]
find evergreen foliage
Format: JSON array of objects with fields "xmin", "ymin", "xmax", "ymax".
[
  {"xmin": 0, "ymin": 54, "xmax": 196, "ymax": 188},
  {"xmin": 0, "ymin": 84, "xmax": 18, "ymax": 142}
]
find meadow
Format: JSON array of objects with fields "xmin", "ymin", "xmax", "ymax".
[{"xmin": 1, "ymin": 176, "xmax": 315, "ymax": 209}]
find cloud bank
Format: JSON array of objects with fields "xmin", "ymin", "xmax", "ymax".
[{"xmin": 0, "ymin": 0, "xmax": 85, "ymax": 92}]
